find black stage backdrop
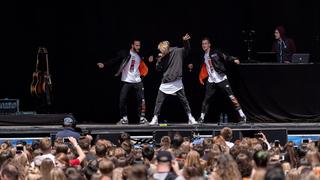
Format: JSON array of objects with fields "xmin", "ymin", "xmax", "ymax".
[
  {"xmin": 1, "ymin": 0, "xmax": 319, "ymax": 123},
  {"xmin": 232, "ymin": 64, "xmax": 320, "ymax": 123}
]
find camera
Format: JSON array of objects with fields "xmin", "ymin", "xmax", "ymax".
[
  {"xmin": 254, "ymin": 133, "xmax": 263, "ymax": 139},
  {"xmin": 63, "ymin": 137, "xmax": 70, "ymax": 143},
  {"xmin": 302, "ymin": 139, "xmax": 309, "ymax": 144},
  {"xmin": 192, "ymin": 137, "xmax": 204, "ymax": 146},
  {"xmin": 16, "ymin": 146, "xmax": 23, "ymax": 153},
  {"xmin": 133, "ymin": 144, "xmax": 141, "ymax": 149},
  {"xmin": 148, "ymin": 144, "xmax": 154, "ymax": 148}
]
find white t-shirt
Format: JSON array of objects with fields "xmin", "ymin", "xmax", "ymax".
[
  {"xmin": 226, "ymin": 141, "xmax": 234, "ymax": 148},
  {"xmin": 153, "ymin": 172, "xmax": 169, "ymax": 180},
  {"xmin": 204, "ymin": 52, "xmax": 227, "ymax": 83},
  {"xmin": 31, "ymin": 153, "xmax": 55, "ymax": 167},
  {"xmin": 121, "ymin": 51, "xmax": 141, "ymax": 83},
  {"xmin": 159, "ymin": 79, "xmax": 183, "ymax": 95}
]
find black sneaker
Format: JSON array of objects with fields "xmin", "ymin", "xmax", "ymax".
[
  {"xmin": 139, "ymin": 117, "xmax": 149, "ymax": 125},
  {"xmin": 116, "ymin": 118, "xmax": 128, "ymax": 125}
]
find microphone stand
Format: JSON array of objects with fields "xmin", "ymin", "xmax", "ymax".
[
  {"xmin": 242, "ymin": 30, "xmax": 256, "ymax": 63},
  {"xmin": 244, "ymin": 39, "xmax": 254, "ymax": 62}
]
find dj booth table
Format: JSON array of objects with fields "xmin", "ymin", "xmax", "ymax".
[{"xmin": 232, "ymin": 63, "xmax": 320, "ymax": 122}]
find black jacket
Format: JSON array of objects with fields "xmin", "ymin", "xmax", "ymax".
[
  {"xmin": 202, "ymin": 49, "xmax": 237, "ymax": 75},
  {"xmin": 102, "ymin": 50, "xmax": 148, "ymax": 77},
  {"xmin": 102, "ymin": 50, "xmax": 132, "ymax": 77},
  {"xmin": 272, "ymin": 38, "xmax": 296, "ymax": 62}
]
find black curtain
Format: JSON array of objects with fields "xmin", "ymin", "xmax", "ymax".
[{"xmin": 231, "ymin": 64, "xmax": 320, "ymax": 122}]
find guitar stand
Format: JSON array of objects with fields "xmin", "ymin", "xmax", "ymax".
[
  {"xmin": 31, "ymin": 47, "xmax": 53, "ymax": 114},
  {"xmin": 34, "ymin": 89, "xmax": 53, "ymax": 114}
]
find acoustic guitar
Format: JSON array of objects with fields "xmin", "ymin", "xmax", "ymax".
[
  {"xmin": 30, "ymin": 71, "xmax": 43, "ymax": 96},
  {"xmin": 30, "ymin": 47, "xmax": 52, "ymax": 97}
]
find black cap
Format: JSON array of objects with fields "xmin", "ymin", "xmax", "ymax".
[{"xmin": 156, "ymin": 151, "xmax": 172, "ymax": 162}]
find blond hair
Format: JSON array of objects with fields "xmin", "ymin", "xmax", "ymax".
[
  {"xmin": 49, "ymin": 167, "xmax": 66, "ymax": 180},
  {"xmin": 184, "ymin": 150, "xmax": 201, "ymax": 168},
  {"xmin": 158, "ymin": 41, "xmax": 170, "ymax": 54},
  {"xmin": 26, "ymin": 167, "xmax": 42, "ymax": 180}
]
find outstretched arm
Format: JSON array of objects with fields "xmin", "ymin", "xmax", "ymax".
[
  {"xmin": 221, "ymin": 51, "xmax": 240, "ymax": 64},
  {"xmin": 97, "ymin": 56, "xmax": 121, "ymax": 69},
  {"xmin": 182, "ymin": 33, "xmax": 191, "ymax": 55},
  {"xmin": 96, "ymin": 50, "xmax": 126, "ymax": 69}
]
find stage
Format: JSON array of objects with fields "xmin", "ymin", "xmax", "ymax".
[{"xmin": 1, "ymin": 114, "xmax": 320, "ymax": 146}]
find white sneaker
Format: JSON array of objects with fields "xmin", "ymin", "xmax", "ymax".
[
  {"xmin": 116, "ymin": 118, "xmax": 128, "ymax": 125},
  {"xmin": 239, "ymin": 115, "xmax": 247, "ymax": 123},
  {"xmin": 188, "ymin": 116, "xmax": 199, "ymax": 125},
  {"xmin": 149, "ymin": 116, "xmax": 158, "ymax": 125},
  {"xmin": 238, "ymin": 109, "xmax": 247, "ymax": 123}
]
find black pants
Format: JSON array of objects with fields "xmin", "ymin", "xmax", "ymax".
[
  {"xmin": 154, "ymin": 88, "xmax": 191, "ymax": 115},
  {"xmin": 119, "ymin": 81, "xmax": 143, "ymax": 118},
  {"xmin": 201, "ymin": 79, "xmax": 241, "ymax": 115}
]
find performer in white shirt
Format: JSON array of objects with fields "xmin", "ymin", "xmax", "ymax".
[
  {"xmin": 97, "ymin": 39, "xmax": 149, "ymax": 125},
  {"xmin": 198, "ymin": 37, "xmax": 247, "ymax": 123}
]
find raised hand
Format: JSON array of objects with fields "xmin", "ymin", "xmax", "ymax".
[
  {"xmin": 148, "ymin": 56, "xmax": 154, "ymax": 62},
  {"xmin": 182, "ymin": 33, "xmax": 191, "ymax": 41},
  {"xmin": 97, "ymin": 63, "xmax": 105, "ymax": 69},
  {"xmin": 234, "ymin": 59, "xmax": 240, "ymax": 64},
  {"xmin": 68, "ymin": 137, "xmax": 78, "ymax": 146}
]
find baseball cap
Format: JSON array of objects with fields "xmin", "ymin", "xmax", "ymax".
[{"xmin": 156, "ymin": 151, "xmax": 172, "ymax": 162}]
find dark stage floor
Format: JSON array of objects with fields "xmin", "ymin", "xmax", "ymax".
[
  {"xmin": 0, "ymin": 114, "xmax": 319, "ymax": 146},
  {"xmin": 0, "ymin": 122, "xmax": 319, "ymax": 135}
]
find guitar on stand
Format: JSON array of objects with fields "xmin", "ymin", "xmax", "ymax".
[{"xmin": 30, "ymin": 47, "xmax": 53, "ymax": 112}]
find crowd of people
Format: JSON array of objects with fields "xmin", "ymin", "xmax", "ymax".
[{"xmin": 1, "ymin": 125, "xmax": 320, "ymax": 180}]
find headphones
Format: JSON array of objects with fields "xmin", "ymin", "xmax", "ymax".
[{"xmin": 63, "ymin": 117, "xmax": 77, "ymax": 127}]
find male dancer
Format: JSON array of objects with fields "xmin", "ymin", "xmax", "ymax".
[
  {"xmin": 198, "ymin": 37, "xmax": 247, "ymax": 123},
  {"xmin": 97, "ymin": 39, "xmax": 149, "ymax": 125},
  {"xmin": 149, "ymin": 33, "xmax": 198, "ymax": 125}
]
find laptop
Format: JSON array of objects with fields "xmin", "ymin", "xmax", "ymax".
[
  {"xmin": 291, "ymin": 53, "xmax": 310, "ymax": 63},
  {"xmin": 255, "ymin": 52, "xmax": 278, "ymax": 63}
]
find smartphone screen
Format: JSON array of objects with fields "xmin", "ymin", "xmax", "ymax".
[
  {"xmin": 254, "ymin": 133, "xmax": 262, "ymax": 139},
  {"xmin": 16, "ymin": 146, "xmax": 23, "ymax": 152},
  {"xmin": 63, "ymin": 138, "xmax": 70, "ymax": 143}
]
